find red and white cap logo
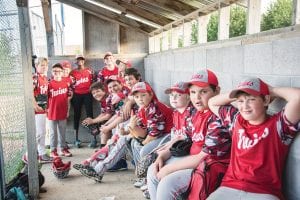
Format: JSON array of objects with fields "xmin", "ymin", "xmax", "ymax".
[
  {"xmin": 165, "ymin": 81, "xmax": 189, "ymax": 94},
  {"xmin": 187, "ymin": 69, "xmax": 218, "ymax": 87},
  {"xmin": 229, "ymin": 77, "xmax": 269, "ymax": 98}
]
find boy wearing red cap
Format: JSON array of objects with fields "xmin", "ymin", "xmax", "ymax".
[
  {"xmin": 207, "ymin": 78, "xmax": 300, "ymax": 200},
  {"xmin": 137, "ymin": 81, "xmax": 193, "ymax": 197},
  {"xmin": 97, "ymin": 52, "xmax": 119, "ymax": 84},
  {"xmin": 147, "ymin": 69, "xmax": 231, "ymax": 200},
  {"xmin": 79, "ymin": 82, "xmax": 173, "ymax": 182}
]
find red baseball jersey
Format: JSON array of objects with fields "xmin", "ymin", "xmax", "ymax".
[
  {"xmin": 171, "ymin": 103, "xmax": 194, "ymax": 139},
  {"xmin": 47, "ymin": 79, "xmax": 72, "ymax": 120},
  {"xmin": 219, "ymin": 105, "xmax": 300, "ymax": 199},
  {"xmin": 136, "ymin": 100, "xmax": 173, "ymax": 137},
  {"xmin": 70, "ymin": 68, "xmax": 94, "ymax": 94},
  {"xmin": 97, "ymin": 66, "xmax": 119, "ymax": 84},
  {"xmin": 33, "ymin": 73, "xmax": 48, "ymax": 114}
]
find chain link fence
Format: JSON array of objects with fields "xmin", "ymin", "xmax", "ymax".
[{"xmin": 0, "ymin": 0, "xmax": 27, "ymax": 184}]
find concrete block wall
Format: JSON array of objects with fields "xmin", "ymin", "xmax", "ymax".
[
  {"xmin": 144, "ymin": 25, "xmax": 300, "ymax": 200},
  {"xmin": 145, "ymin": 25, "xmax": 300, "ymax": 111}
]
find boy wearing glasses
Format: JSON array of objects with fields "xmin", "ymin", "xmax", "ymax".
[{"xmin": 48, "ymin": 63, "xmax": 73, "ymax": 158}]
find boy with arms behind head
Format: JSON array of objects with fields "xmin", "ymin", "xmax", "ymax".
[{"xmin": 207, "ymin": 77, "xmax": 300, "ymax": 200}]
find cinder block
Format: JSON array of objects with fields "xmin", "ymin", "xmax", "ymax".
[
  {"xmin": 193, "ymin": 48, "xmax": 206, "ymax": 72},
  {"xmin": 173, "ymin": 50, "xmax": 194, "ymax": 71},
  {"xmin": 160, "ymin": 52, "xmax": 175, "ymax": 71},
  {"xmin": 244, "ymin": 42, "xmax": 272, "ymax": 74},
  {"xmin": 273, "ymin": 37, "xmax": 300, "ymax": 75},
  {"xmin": 207, "ymin": 48, "xmax": 221, "ymax": 72},
  {"xmin": 221, "ymin": 46, "xmax": 244, "ymax": 74}
]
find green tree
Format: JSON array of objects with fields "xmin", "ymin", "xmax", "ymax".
[
  {"xmin": 178, "ymin": 35, "xmax": 183, "ymax": 47},
  {"xmin": 230, "ymin": 6, "xmax": 246, "ymax": 37},
  {"xmin": 191, "ymin": 20, "xmax": 198, "ymax": 45},
  {"xmin": 261, "ymin": 0, "xmax": 292, "ymax": 31},
  {"xmin": 207, "ymin": 13, "xmax": 218, "ymax": 42}
]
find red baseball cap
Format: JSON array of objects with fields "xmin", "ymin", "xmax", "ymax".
[
  {"xmin": 165, "ymin": 81, "xmax": 189, "ymax": 94},
  {"xmin": 104, "ymin": 52, "xmax": 113, "ymax": 59},
  {"xmin": 187, "ymin": 69, "xmax": 219, "ymax": 87},
  {"xmin": 130, "ymin": 82, "xmax": 152, "ymax": 95},
  {"xmin": 61, "ymin": 60, "xmax": 72, "ymax": 69},
  {"xmin": 229, "ymin": 77, "xmax": 269, "ymax": 98}
]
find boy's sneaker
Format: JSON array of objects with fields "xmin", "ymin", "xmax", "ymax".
[
  {"xmin": 133, "ymin": 178, "xmax": 146, "ymax": 188},
  {"xmin": 143, "ymin": 189, "xmax": 150, "ymax": 199},
  {"xmin": 50, "ymin": 149, "xmax": 59, "ymax": 158},
  {"xmin": 73, "ymin": 163, "xmax": 90, "ymax": 171},
  {"xmin": 88, "ymin": 140, "xmax": 97, "ymax": 148},
  {"xmin": 74, "ymin": 140, "xmax": 81, "ymax": 148},
  {"xmin": 140, "ymin": 184, "xmax": 148, "ymax": 191},
  {"xmin": 80, "ymin": 168, "xmax": 103, "ymax": 182},
  {"xmin": 38, "ymin": 154, "xmax": 53, "ymax": 163},
  {"xmin": 107, "ymin": 158, "xmax": 128, "ymax": 172},
  {"xmin": 60, "ymin": 148, "xmax": 72, "ymax": 157}
]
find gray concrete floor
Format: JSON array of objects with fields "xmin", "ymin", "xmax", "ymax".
[{"xmin": 39, "ymin": 145, "xmax": 144, "ymax": 200}]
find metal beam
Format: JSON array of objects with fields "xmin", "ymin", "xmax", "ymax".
[
  {"xmin": 57, "ymin": 0, "xmax": 154, "ymax": 34},
  {"xmin": 150, "ymin": 0, "xmax": 239, "ymax": 35},
  {"xmin": 16, "ymin": 0, "xmax": 40, "ymax": 198},
  {"xmin": 41, "ymin": 0, "xmax": 55, "ymax": 57},
  {"xmin": 98, "ymin": 0, "xmax": 173, "ymax": 25}
]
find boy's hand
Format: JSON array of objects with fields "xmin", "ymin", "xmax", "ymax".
[
  {"xmin": 111, "ymin": 93, "xmax": 122, "ymax": 105},
  {"xmin": 82, "ymin": 118, "xmax": 93, "ymax": 126},
  {"xmin": 34, "ymin": 104, "xmax": 44, "ymax": 112},
  {"xmin": 129, "ymin": 114, "xmax": 139, "ymax": 128},
  {"xmin": 153, "ymin": 156, "xmax": 164, "ymax": 176},
  {"xmin": 156, "ymin": 164, "xmax": 173, "ymax": 180}
]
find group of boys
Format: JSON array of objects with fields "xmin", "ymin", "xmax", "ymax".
[
  {"xmin": 73, "ymin": 67, "xmax": 300, "ymax": 200},
  {"xmin": 30, "ymin": 53, "xmax": 300, "ymax": 200}
]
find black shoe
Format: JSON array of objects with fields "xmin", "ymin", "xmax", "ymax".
[{"xmin": 80, "ymin": 168, "xmax": 103, "ymax": 182}]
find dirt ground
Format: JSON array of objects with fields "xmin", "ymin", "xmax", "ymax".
[{"xmin": 39, "ymin": 145, "xmax": 144, "ymax": 200}]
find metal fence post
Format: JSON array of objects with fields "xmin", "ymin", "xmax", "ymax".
[
  {"xmin": 0, "ymin": 128, "xmax": 5, "ymax": 200},
  {"xmin": 16, "ymin": 0, "xmax": 40, "ymax": 198}
]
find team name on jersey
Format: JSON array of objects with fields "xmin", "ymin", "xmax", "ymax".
[
  {"xmin": 75, "ymin": 77, "xmax": 89, "ymax": 86},
  {"xmin": 50, "ymin": 87, "xmax": 68, "ymax": 97},
  {"xmin": 172, "ymin": 129, "xmax": 187, "ymax": 139},
  {"xmin": 237, "ymin": 128, "xmax": 269, "ymax": 149},
  {"xmin": 192, "ymin": 131, "xmax": 204, "ymax": 142},
  {"xmin": 40, "ymin": 85, "xmax": 48, "ymax": 94}
]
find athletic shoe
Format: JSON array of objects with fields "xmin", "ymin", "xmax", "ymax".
[
  {"xmin": 88, "ymin": 140, "xmax": 97, "ymax": 148},
  {"xmin": 143, "ymin": 189, "xmax": 150, "ymax": 199},
  {"xmin": 50, "ymin": 149, "xmax": 59, "ymax": 158},
  {"xmin": 107, "ymin": 158, "xmax": 128, "ymax": 172},
  {"xmin": 73, "ymin": 163, "xmax": 90, "ymax": 171},
  {"xmin": 140, "ymin": 184, "xmax": 148, "ymax": 191},
  {"xmin": 80, "ymin": 168, "xmax": 103, "ymax": 182},
  {"xmin": 60, "ymin": 148, "xmax": 72, "ymax": 157},
  {"xmin": 38, "ymin": 154, "xmax": 53, "ymax": 163},
  {"xmin": 133, "ymin": 178, "xmax": 146, "ymax": 188},
  {"xmin": 74, "ymin": 140, "xmax": 81, "ymax": 148}
]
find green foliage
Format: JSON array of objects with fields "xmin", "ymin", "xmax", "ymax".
[
  {"xmin": 261, "ymin": 0, "xmax": 292, "ymax": 31},
  {"xmin": 230, "ymin": 6, "xmax": 246, "ymax": 37},
  {"xmin": 178, "ymin": 35, "xmax": 183, "ymax": 47},
  {"xmin": 191, "ymin": 20, "xmax": 198, "ymax": 45},
  {"xmin": 0, "ymin": 33, "xmax": 15, "ymax": 74},
  {"xmin": 207, "ymin": 13, "xmax": 218, "ymax": 42}
]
